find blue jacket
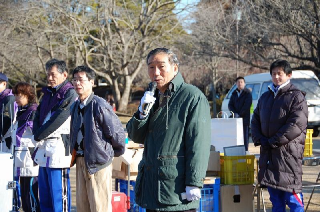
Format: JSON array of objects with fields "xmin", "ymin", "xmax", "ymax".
[{"xmin": 70, "ymin": 93, "xmax": 125, "ymax": 175}]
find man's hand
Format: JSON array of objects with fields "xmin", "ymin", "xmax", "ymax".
[
  {"xmin": 138, "ymin": 91, "xmax": 156, "ymax": 115},
  {"xmin": 186, "ymin": 186, "xmax": 201, "ymax": 201}
]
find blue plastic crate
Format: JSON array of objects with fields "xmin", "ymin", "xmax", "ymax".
[
  {"xmin": 198, "ymin": 178, "xmax": 220, "ymax": 212},
  {"xmin": 116, "ymin": 178, "xmax": 220, "ymax": 212}
]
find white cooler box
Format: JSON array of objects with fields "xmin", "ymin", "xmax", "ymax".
[{"xmin": 0, "ymin": 152, "xmax": 14, "ymax": 211}]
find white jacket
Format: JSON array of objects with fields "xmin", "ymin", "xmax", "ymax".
[
  {"xmin": 12, "ymin": 122, "xmax": 39, "ymax": 177},
  {"xmin": 33, "ymin": 116, "xmax": 72, "ymax": 168}
]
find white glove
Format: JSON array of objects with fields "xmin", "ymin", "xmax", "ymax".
[
  {"xmin": 186, "ymin": 186, "xmax": 201, "ymax": 201},
  {"xmin": 138, "ymin": 91, "xmax": 156, "ymax": 115}
]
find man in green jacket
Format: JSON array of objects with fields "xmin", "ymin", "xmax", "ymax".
[{"xmin": 126, "ymin": 48, "xmax": 211, "ymax": 211}]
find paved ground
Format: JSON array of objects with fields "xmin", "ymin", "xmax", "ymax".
[{"xmin": 70, "ymin": 142, "xmax": 320, "ymax": 212}]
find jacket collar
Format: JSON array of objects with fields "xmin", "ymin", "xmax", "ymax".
[
  {"xmin": 268, "ymin": 80, "xmax": 290, "ymax": 96},
  {"xmin": 161, "ymin": 72, "xmax": 184, "ymax": 96},
  {"xmin": 77, "ymin": 92, "xmax": 94, "ymax": 109}
]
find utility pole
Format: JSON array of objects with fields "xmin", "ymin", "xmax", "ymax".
[{"xmin": 234, "ymin": 2, "xmax": 242, "ymax": 78}]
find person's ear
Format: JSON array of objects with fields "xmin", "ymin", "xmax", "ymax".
[
  {"xmin": 173, "ymin": 64, "xmax": 178, "ymax": 75},
  {"xmin": 63, "ymin": 72, "xmax": 68, "ymax": 79}
]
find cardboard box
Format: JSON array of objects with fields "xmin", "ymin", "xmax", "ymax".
[
  {"xmin": 207, "ymin": 150, "xmax": 221, "ymax": 172},
  {"xmin": 127, "ymin": 140, "xmax": 144, "ymax": 149},
  {"xmin": 220, "ymin": 185, "xmax": 254, "ymax": 212},
  {"xmin": 112, "ymin": 148, "xmax": 143, "ymax": 180}
]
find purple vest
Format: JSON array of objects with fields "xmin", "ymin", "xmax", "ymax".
[
  {"xmin": 15, "ymin": 103, "xmax": 38, "ymax": 147},
  {"xmin": 39, "ymin": 81, "xmax": 73, "ymax": 125}
]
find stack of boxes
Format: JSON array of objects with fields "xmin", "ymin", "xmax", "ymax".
[{"xmin": 206, "ymin": 145, "xmax": 255, "ymax": 212}]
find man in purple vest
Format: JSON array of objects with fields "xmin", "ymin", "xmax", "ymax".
[
  {"xmin": 33, "ymin": 59, "xmax": 77, "ymax": 212},
  {"xmin": 0, "ymin": 73, "xmax": 17, "ymax": 152}
]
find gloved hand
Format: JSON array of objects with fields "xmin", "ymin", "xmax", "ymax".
[
  {"xmin": 260, "ymin": 137, "xmax": 269, "ymax": 147},
  {"xmin": 186, "ymin": 186, "xmax": 201, "ymax": 201},
  {"xmin": 138, "ymin": 91, "xmax": 156, "ymax": 115}
]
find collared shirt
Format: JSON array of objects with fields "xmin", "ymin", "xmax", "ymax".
[
  {"xmin": 76, "ymin": 95, "xmax": 91, "ymax": 156},
  {"xmin": 268, "ymin": 80, "xmax": 291, "ymax": 97},
  {"xmin": 236, "ymin": 89, "xmax": 243, "ymax": 97}
]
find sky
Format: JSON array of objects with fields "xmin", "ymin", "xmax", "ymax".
[{"xmin": 174, "ymin": 0, "xmax": 200, "ymax": 33}]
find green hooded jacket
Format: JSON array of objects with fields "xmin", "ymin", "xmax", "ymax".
[{"xmin": 126, "ymin": 72, "xmax": 211, "ymax": 211}]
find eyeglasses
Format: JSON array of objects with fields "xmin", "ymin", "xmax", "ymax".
[{"xmin": 71, "ymin": 78, "xmax": 89, "ymax": 84}]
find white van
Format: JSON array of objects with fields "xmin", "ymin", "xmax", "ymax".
[{"xmin": 221, "ymin": 70, "xmax": 320, "ymax": 136}]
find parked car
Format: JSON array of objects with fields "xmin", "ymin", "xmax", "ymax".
[{"xmin": 221, "ymin": 70, "xmax": 320, "ymax": 136}]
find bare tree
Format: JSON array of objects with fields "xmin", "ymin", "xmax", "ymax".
[
  {"xmin": 0, "ymin": 0, "xmax": 188, "ymax": 112},
  {"xmin": 34, "ymin": 0, "xmax": 186, "ymax": 111},
  {"xmin": 193, "ymin": 0, "xmax": 320, "ymax": 77}
]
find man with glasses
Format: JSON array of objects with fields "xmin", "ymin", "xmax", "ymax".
[
  {"xmin": 69, "ymin": 66, "xmax": 125, "ymax": 212},
  {"xmin": 33, "ymin": 59, "xmax": 77, "ymax": 212}
]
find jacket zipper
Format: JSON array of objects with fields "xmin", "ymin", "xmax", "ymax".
[{"xmin": 157, "ymin": 155, "xmax": 184, "ymax": 160}]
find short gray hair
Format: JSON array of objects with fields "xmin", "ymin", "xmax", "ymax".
[{"xmin": 146, "ymin": 48, "xmax": 179, "ymax": 69}]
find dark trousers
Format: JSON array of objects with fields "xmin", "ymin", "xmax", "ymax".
[
  {"xmin": 243, "ymin": 125, "xmax": 249, "ymax": 151},
  {"xmin": 20, "ymin": 176, "xmax": 41, "ymax": 212},
  {"xmin": 146, "ymin": 210, "xmax": 196, "ymax": 212}
]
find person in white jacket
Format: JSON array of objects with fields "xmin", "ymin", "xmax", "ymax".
[
  {"xmin": 32, "ymin": 59, "xmax": 77, "ymax": 212},
  {"xmin": 12, "ymin": 82, "xmax": 40, "ymax": 212}
]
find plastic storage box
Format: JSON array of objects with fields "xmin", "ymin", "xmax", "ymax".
[
  {"xmin": 197, "ymin": 178, "xmax": 220, "ymax": 212},
  {"xmin": 117, "ymin": 178, "xmax": 220, "ymax": 212},
  {"xmin": 116, "ymin": 179, "xmax": 145, "ymax": 212},
  {"xmin": 112, "ymin": 191, "xmax": 128, "ymax": 212},
  {"xmin": 304, "ymin": 129, "xmax": 313, "ymax": 157},
  {"xmin": 219, "ymin": 155, "xmax": 255, "ymax": 185}
]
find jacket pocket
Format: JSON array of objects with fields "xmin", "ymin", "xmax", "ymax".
[
  {"xmin": 45, "ymin": 138, "xmax": 65, "ymax": 157},
  {"xmin": 15, "ymin": 147, "xmax": 33, "ymax": 168},
  {"xmin": 134, "ymin": 160, "xmax": 145, "ymax": 204},
  {"xmin": 158, "ymin": 165, "xmax": 184, "ymax": 205}
]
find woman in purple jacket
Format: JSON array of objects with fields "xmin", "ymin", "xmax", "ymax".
[{"xmin": 12, "ymin": 82, "xmax": 40, "ymax": 212}]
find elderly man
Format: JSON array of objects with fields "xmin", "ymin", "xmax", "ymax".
[
  {"xmin": 126, "ymin": 48, "xmax": 211, "ymax": 211},
  {"xmin": 33, "ymin": 59, "xmax": 77, "ymax": 212}
]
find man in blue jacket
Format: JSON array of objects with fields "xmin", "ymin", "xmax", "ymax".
[
  {"xmin": 33, "ymin": 59, "xmax": 77, "ymax": 212},
  {"xmin": 70, "ymin": 66, "xmax": 125, "ymax": 212},
  {"xmin": 228, "ymin": 76, "xmax": 252, "ymax": 151}
]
